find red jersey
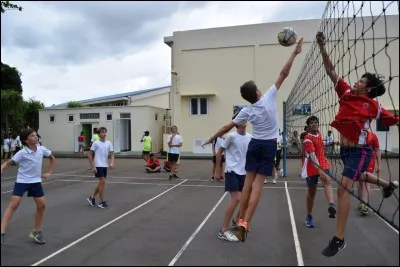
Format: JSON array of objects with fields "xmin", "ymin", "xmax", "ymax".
[
  {"xmin": 331, "ymin": 78, "xmax": 399, "ymax": 144},
  {"xmin": 78, "ymin": 135, "xmax": 84, "ymax": 142},
  {"xmin": 147, "ymin": 158, "xmax": 160, "ymax": 168},
  {"xmin": 301, "ymin": 132, "xmax": 330, "ymax": 178},
  {"xmin": 366, "ymin": 132, "xmax": 380, "ymax": 173}
]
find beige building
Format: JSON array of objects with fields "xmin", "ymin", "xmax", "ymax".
[
  {"xmin": 164, "ymin": 15, "xmax": 399, "ymax": 155},
  {"xmin": 38, "ymin": 86, "xmax": 171, "ymax": 154}
]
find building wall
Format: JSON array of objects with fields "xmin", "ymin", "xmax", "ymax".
[
  {"xmin": 167, "ymin": 15, "xmax": 399, "ymax": 155},
  {"xmin": 130, "ymin": 91, "xmax": 170, "ymax": 110},
  {"xmin": 38, "ymin": 106, "xmax": 167, "ymax": 154}
]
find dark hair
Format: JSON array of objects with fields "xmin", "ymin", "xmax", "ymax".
[
  {"xmin": 361, "ymin": 72, "xmax": 386, "ymax": 98},
  {"xmin": 306, "ymin": 116, "xmax": 319, "ymax": 126},
  {"xmin": 98, "ymin": 126, "xmax": 107, "ymax": 133},
  {"xmin": 328, "ymin": 130, "xmax": 332, "ymax": 134},
  {"xmin": 80, "ymin": 131, "xmax": 84, "ymax": 135},
  {"xmin": 144, "ymin": 131, "xmax": 149, "ymax": 136},
  {"xmin": 20, "ymin": 128, "xmax": 36, "ymax": 146},
  {"xmin": 149, "ymin": 153, "xmax": 154, "ymax": 157},
  {"xmin": 240, "ymin": 80, "xmax": 259, "ymax": 104},
  {"xmin": 304, "ymin": 126, "xmax": 308, "ymax": 132}
]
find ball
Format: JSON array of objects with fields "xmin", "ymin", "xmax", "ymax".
[{"xmin": 277, "ymin": 27, "xmax": 297, "ymax": 47}]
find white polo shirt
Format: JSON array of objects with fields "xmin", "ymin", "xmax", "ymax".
[
  {"xmin": 168, "ymin": 134, "xmax": 183, "ymax": 155},
  {"xmin": 91, "ymin": 140, "xmax": 114, "ymax": 167},
  {"xmin": 233, "ymin": 84, "xmax": 279, "ymax": 140},
  {"xmin": 12, "ymin": 145, "xmax": 52, "ymax": 184},
  {"xmin": 222, "ymin": 132, "xmax": 252, "ymax": 175}
]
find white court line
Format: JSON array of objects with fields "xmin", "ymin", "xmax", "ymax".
[
  {"xmin": 373, "ymin": 212, "xmax": 399, "ymax": 235},
  {"xmin": 1, "ymin": 181, "xmax": 58, "ymax": 194},
  {"xmin": 168, "ymin": 192, "xmax": 227, "ymax": 266},
  {"xmin": 31, "ymin": 179, "xmax": 188, "ymax": 266},
  {"xmin": 284, "ymin": 182, "xmax": 304, "ymax": 266}
]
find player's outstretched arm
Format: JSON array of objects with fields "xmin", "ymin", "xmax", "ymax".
[
  {"xmin": 316, "ymin": 32, "xmax": 338, "ymax": 84},
  {"xmin": 275, "ymin": 38, "xmax": 303, "ymax": 90}
]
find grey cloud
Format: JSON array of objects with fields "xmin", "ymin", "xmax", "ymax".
[{"xmin": 1, "ymin": 1, "xmax": 209, "ymax": 65}]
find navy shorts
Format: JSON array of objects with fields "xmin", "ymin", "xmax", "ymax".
[
  {"xmin": 13, "ymin": 182, "xmax": 44, "ymax": 198},
  {"xmin": 167, "ymin": 153, "xmax": 180, "ymax": 163},
  {"xmin": 306, "ymin": 169, "xmax": 331, "ymax": 186},
  {"xmin": 340, "ymin": 146, "xmax": 372, "ymax": 181},
  {"xmin": 225, "ymin": 171, "xmax": 245, "ymax": 192},
  {"xmin": 95, "ymin": 167, "xmax": 108, "ymax": 178},
  {"xmin": 245, "ymin": 139, "xmax": 277, "ymax": 176}
]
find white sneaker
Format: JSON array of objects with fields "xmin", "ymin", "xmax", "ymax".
[
  {"xmin": 264, "ymin": 179, "xmax": 267, "ymax": 184},
  {"xmin": 272, "ymin": 179, "xmax": 277, "ymax": 184},
  {"xmin": 218, "ymin": 230, "xmax": 239, "ymax": 242}
]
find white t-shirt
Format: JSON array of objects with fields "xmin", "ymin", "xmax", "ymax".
[
  {"xmin": 90, "ymin": 140, "xmax": 114, "ymax": 167},
  {"xmin": 222, "ymin": 132, "xmax": 252, "ymax": 175},
  {"xmin": 10, "ymin": 138, "xmax": 17, "ymax": 149},
  {"xmin": 326, "ymin": 135, "xmax": 334, "ymax": 145},
  {"xmin": 168, "ymin": 134, "xmax": 183, "ymax": 155},
  {"xmin": 233, "ymin": 84, "xmax": 279, "ymax": 140},
  {"xmin": 12, "ymin": 145, "xmax": 52, "ymax": 184},
  {"xmin": 3, "ymin": 138, "xmax": 10, "ymax": 149},
  {"xmin": 214, "ymin": 137, "xmax": 225, "ymax": 154}
]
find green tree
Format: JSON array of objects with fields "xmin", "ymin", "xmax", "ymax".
[
  {"xmin": 1, "ymin": 62, "xmax": 23, "ymax": 93},
  {"xmin": 24, "ymin": 98, "xmax": 45, "ymax": 130},
  {"xmin": 67, "ymin": 101, "xmax": 86, "ymax": 108},
  {"xmin": 1, "ymin": 1, "xmax": 22, "ymax": 13},
  {"xmin": 1, "ymin": 89, "xmax": 24, "ymax": 133}
]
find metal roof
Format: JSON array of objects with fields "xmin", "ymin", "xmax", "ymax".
[{"xmin": 46, "ymin": 85, "xmax": 170, "ymax": 108}]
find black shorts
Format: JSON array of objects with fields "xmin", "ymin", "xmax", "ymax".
[
  {"xmin": 142, "ymin": 151, "xmax": 150, "ymax": 156},
  {"xmin": 167, "ymin": 153, "xmax": 180, "ymax": 163},
  {"xmin": 95, "ymin": 167, "xmax": 108, "ymax": 178},
  {"xmin": 212, "ymin": 155, "xmax": 225, "ymax": 165}
]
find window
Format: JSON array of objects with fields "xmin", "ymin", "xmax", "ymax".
[
  {"xmin": 67, "ymin": 114, "xmax": 74, "ymax": 122},
  {"xmin": 190, "ymin": 97, "xmax": 208, "ymax": 115},
  {"xmin": 49, "ymin": 114, "xmax": 55, "ymax": 123},
  {"xmin": 106, "ymin": 113, "xmax": 113, "ymax": 121},
  {"xmin": 80, "ymin": 113, "xmax": 100, "ymax": 119}
]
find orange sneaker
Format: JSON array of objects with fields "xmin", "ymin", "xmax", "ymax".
[{"xmin": 237, "ymin": 219, "xmax": 248, "ymax": 242}]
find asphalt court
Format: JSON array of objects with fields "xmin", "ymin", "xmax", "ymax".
[{"xmin": 1, "ymin": 158, "xmax": 399, "ymax": 266}]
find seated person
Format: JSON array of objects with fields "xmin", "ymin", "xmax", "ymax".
[{"xmin": 146, "ymin": 153, "xmax": 161, "ymax": 173}]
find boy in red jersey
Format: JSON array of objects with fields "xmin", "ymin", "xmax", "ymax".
[
  {"xmin": 302, "ymin": 116, "xmax": 336, "ymax": 228},
  {"xmin": 357, "ymin": 131, "xmax": 381, "ymax": 215},
  {"xmin": 316, "ymin": 31, "xmax": 399, "ymax": 257}
]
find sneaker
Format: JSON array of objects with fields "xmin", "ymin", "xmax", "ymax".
[
  {"xmin": 173, "ymin": 174, "xmax": 179, "ymax": 179},
  {"xmin": 98, "ymin": 201, "xmax": 109, "ymax": 209},
  {"xmin": 321, "ymin": 236, "xmax": 346, "ymax": 257},
  {"xmin": 359, "ymin": 203, "xmax": 369, "ymax": 215},
  {"xmin": 357, "ymin": 202, "xmax": 363, "ymax": 211},
  {"xmin": 169, "ymin": 175, "xmax": 173, "ymax": 181},
  {"xmin": 29, "ymin": 230, "xmax": 46, "ymax": 244},
  {"xmin": 218, "ymin": 230, "xmax": 239, "ymax": 242},
  {"xmin": 87, "ymin": 196, "xmax": 96, "ymax": 207},
  {"xmin": 305, "ymin": 215, "xmax": 314, "ymax": 228},
  {"xmin": 237, "ymin": 219, "xmax": 248, "ymax": 242},
  {"xmin": 264, "ymin": 179, "xmax": 267, "ymax": 184},
  {"xmin": 383, "ymin": 181, "xmax": 399, "ymax": 198},
  {"xmin": 229, "ymin": 219, "xmax": 238, "ymax": 229},
  {"xmin": 1, "ymin": 233, "xmax": 6, "ymax": 245},
  {"xmin": 328, "ymin": 204, "xmax": 336, "ymax": 218},
  {"xmin": 272, "ymin": 179, "xmax": 277, "ymax": 184},
  {"xmin": 210, "ymin": 177, "xmax": 215, "ymax": 182}
]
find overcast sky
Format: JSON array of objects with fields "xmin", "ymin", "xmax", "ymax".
[{"xmin": 1, "ymin": 1, "xmax": 397, "ymax": 107}]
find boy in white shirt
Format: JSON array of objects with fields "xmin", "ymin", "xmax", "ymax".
[
  {"xmin": 167, "ymin": 125, "xmax": 183, "ymax": 181},
  {"xmin": 1, "ymin": 129, "xmax": 55, "ymax": 245},
  {"xmin": 87, "ymin": 127, "xmax": 115, "ymax": 209},
  {"xmin": 214, "ymin": 117, "xmax": 252, "ymax": 242},
  {"xmin": 203, "ymin": 38, "xmax": 303, "ymax": 242}
]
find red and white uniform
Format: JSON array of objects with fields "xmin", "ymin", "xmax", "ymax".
[
  {"xmin": 331, "ymin": 78, "xmax": 399, "ymax": 144},
  {"xmin": 366, "ymin": 132, "xmax": 379, "ymax": 173},
  {"xmin": 301, "ymin": 132, "xmax": 330, "ymax": 178}
]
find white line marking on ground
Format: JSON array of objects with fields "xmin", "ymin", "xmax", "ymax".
[
  {"xmin": 1, "ymin": 181, "xmax": 57, "ymax": 194},
  {"xmin": 168, "ymin": 192, "xmax": 228, "ymax": 266},
  {"xmin": 30, "ymin": 179, "xmax": 188, "ymax": 266},
  {"xmin": 285, "ymin": 181, "xmax": 304, "ymax": 266},
  {"xmin": 373, "ymin": 212, "xmax": 399, "ymax": 235}
]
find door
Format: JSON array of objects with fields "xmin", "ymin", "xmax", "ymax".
[
  {"xmin": 74, "ymin": 125, "xmax": 82, "ymax": 152},
  {"xmin": 113, "ymin": 119, "xmax": 121, "ymax": 153}
]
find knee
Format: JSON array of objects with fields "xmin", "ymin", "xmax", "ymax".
[
  {"xmin": 9, "ymin": 200, "xmax": 20, "ymax": 211},
  {"xmin": 36, "ymin": 201, "xmax": 46, "ymax": 210}
]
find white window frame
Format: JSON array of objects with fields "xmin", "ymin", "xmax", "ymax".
[
  {"xmin": 49, "ymin": 114, "xmax": 56, "ymax": 123},
  {"xmin": 190, "ymin": 97, "xmax": 208, "ymax": 116},
  {"xmin": 67, "ymin": 114, "xmax": 74, "ymax": 123},
  {"xmin": 106, "ymin": 112, "xmax": 113, "ymax": 121}
]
